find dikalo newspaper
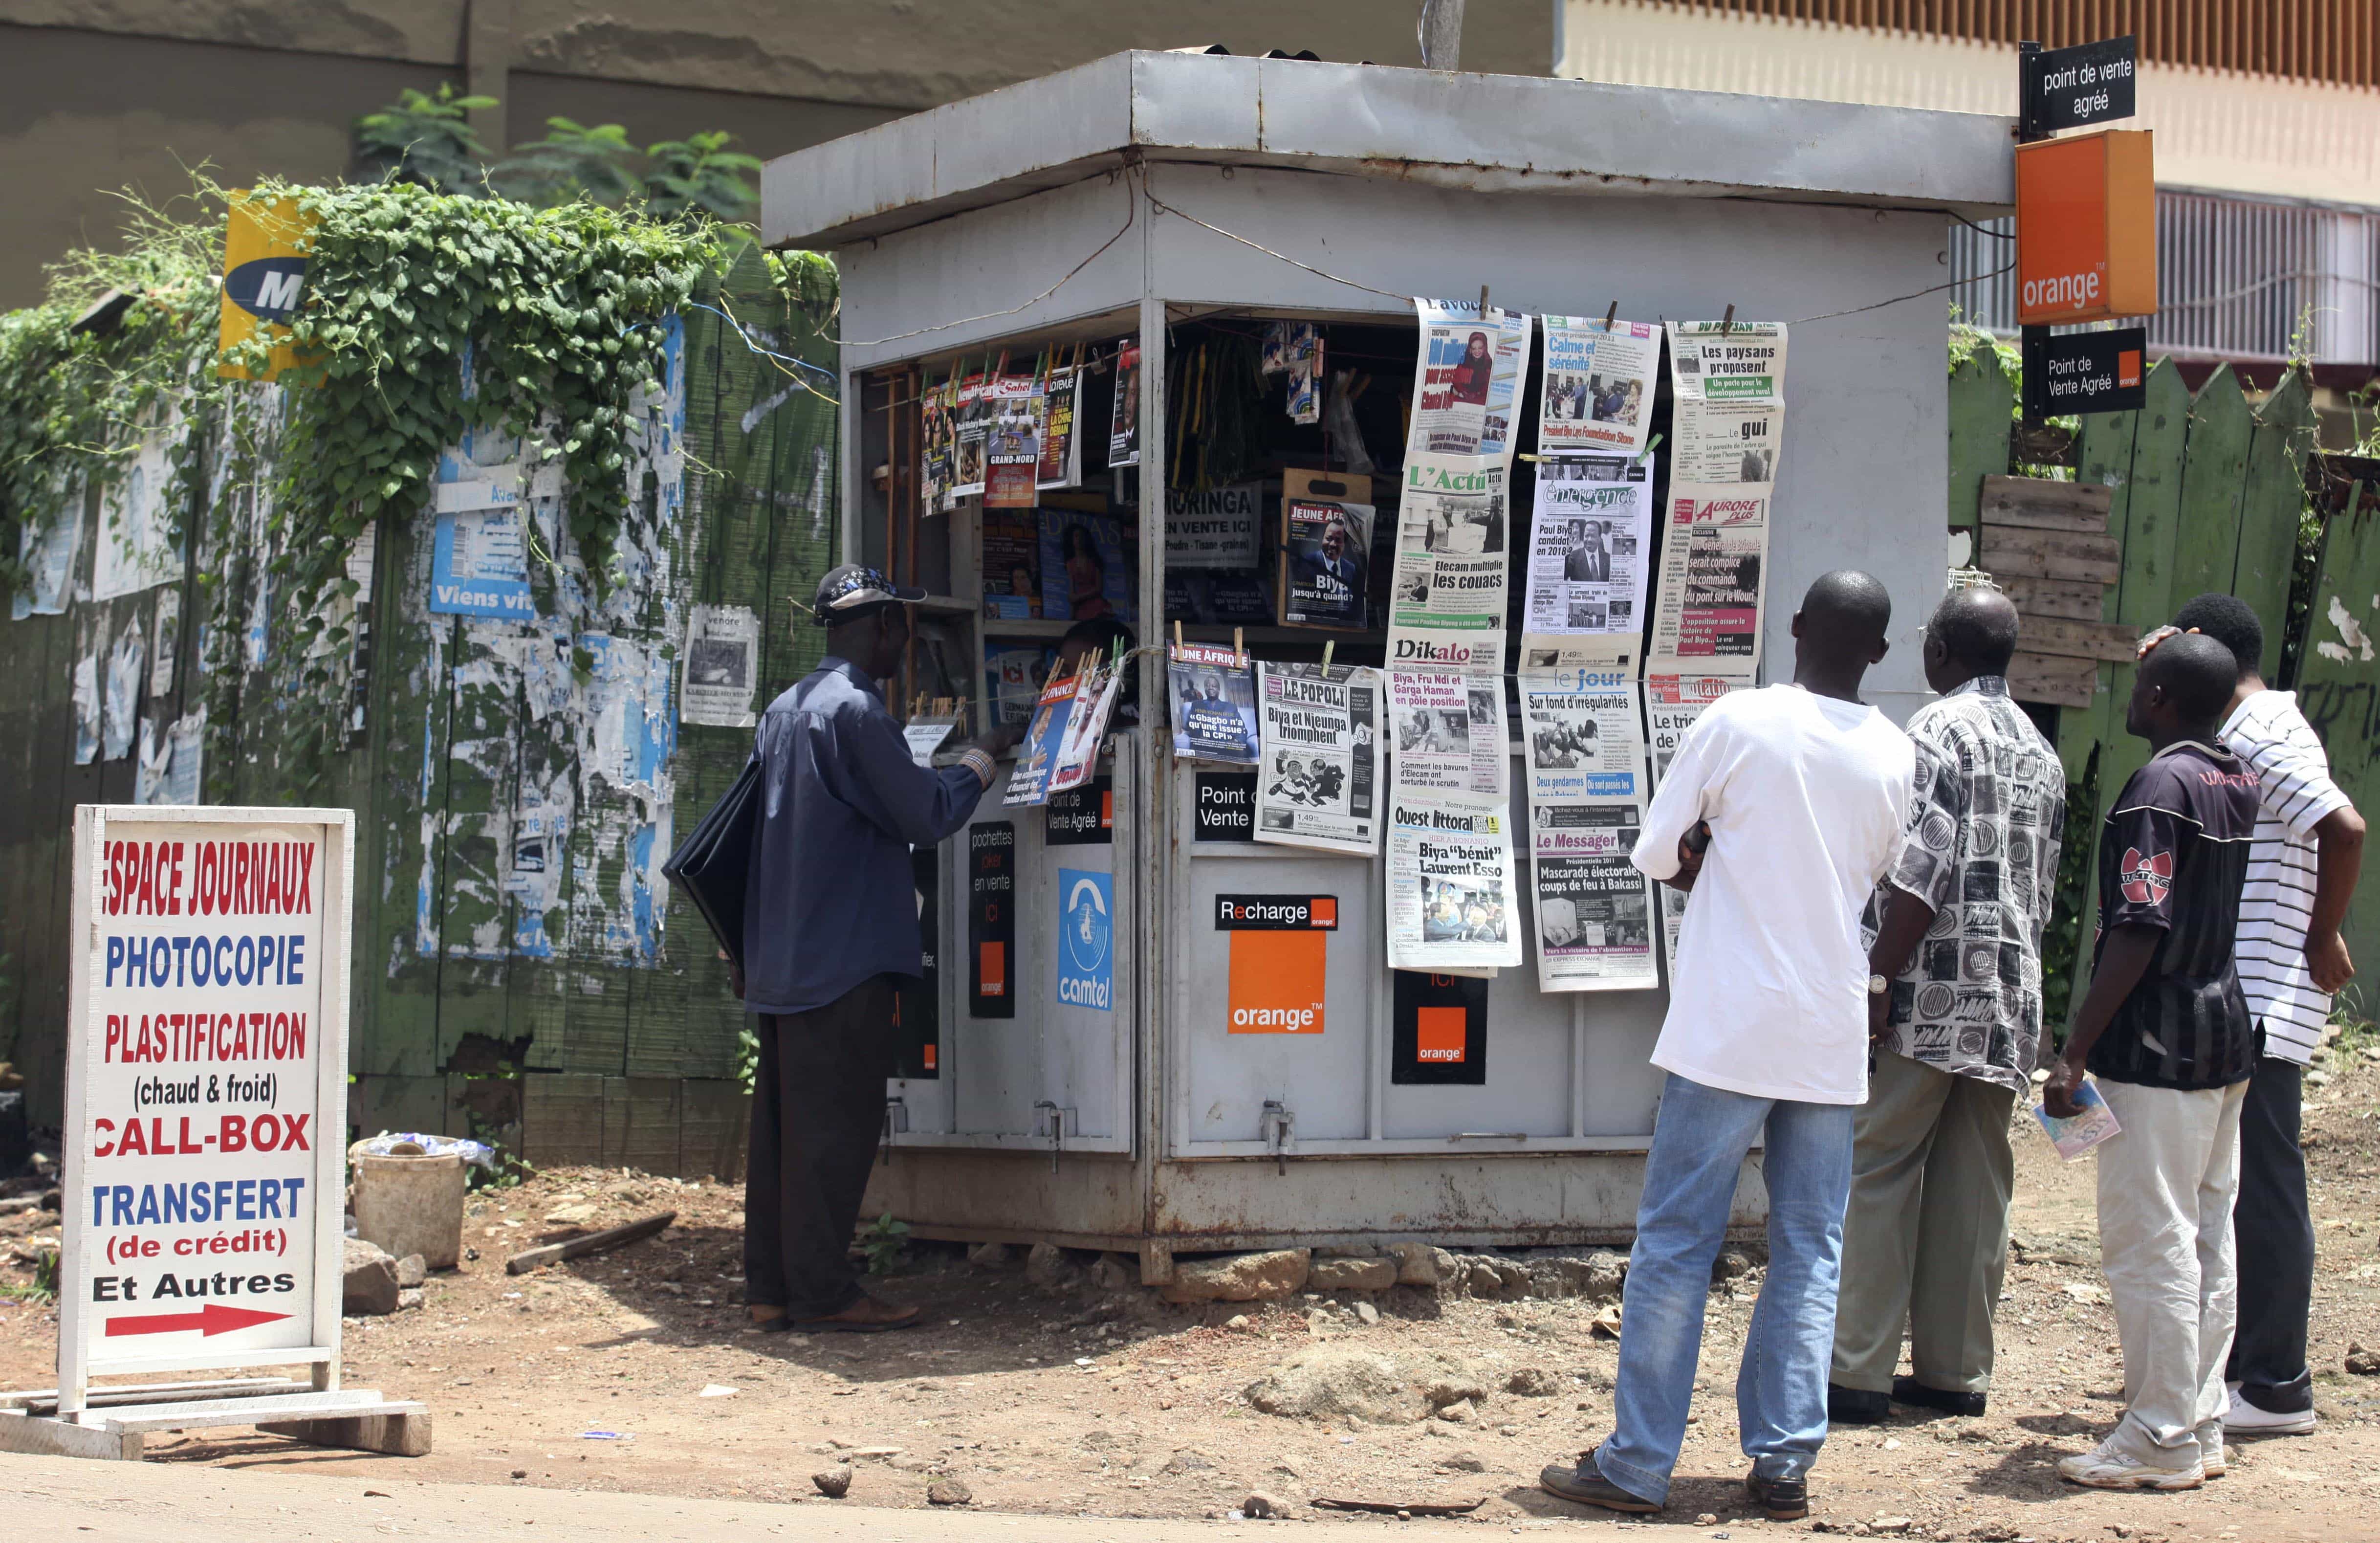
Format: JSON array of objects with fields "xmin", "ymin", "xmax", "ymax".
[
  {"xmin": 1387, "ymin": 667, "xmax": 1507, "ymax": 801},
  {"xmin": 1643, "ymin": 672, "xmax": 1740, "ymax": 969},
  {"xmin": 1648, "ymin": 321, "xmax": 1787, "ymax": 679},
  {"xmin": 1386, "ymin": 793, "xmax": 1523, "ymax": 971},
  {"xmin": 1519, "ymin": 670, "xmax": 1659, "ymax": 992},
  {"xmin": 1407, "ymin": 298, "xmax": 1523, "ymax": 460},
  {"xmin": 1537, "ymin": 316, "xmax": 1659, "ymax": 457},
  {"xmin": 1387, "ymin": 455, "xmax": 1507, "ymax": 676},
  {"xmin": 1254, "ymin": 661, "xmax": 1383, "ymax": 857},
  {"xmin": 1522, "ymin": 455, "xmax": 1652, "ymax": 671}
]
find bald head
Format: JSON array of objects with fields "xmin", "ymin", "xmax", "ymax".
[
  {"xmin": 1791, "ymin": 570, "xmax": 1893, "ymax": 698},
  {"xmin": 1928, "ymin": 586, "xmax": 2022, "ymax": 680}
]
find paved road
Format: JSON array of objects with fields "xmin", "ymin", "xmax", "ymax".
[{"xmin": 2, "ymin": 1452, "xmax": 1546, "ymax": 1540}]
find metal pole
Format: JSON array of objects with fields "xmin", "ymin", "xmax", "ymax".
[
  {"xmin": 1419, "ymin": 0, "xmax": 1466, "ymax": 70},
  {"xmin": 2017, "ymin": 40, "xmax": 2048, "ymax": 428}
]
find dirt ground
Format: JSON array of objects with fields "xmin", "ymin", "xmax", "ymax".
[{"xmin": 8, "ymin": 1050, "xmax": 2380, "ymax": 1541}]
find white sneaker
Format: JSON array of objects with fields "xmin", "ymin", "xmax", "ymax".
[
  {"xmin": 2222, "ymin": 1389, "xmax": 2317, "ymax": 1436},
  {"xmin": 2196, "ymin": 1420, "xmax": 2227, "ymax": 1478},
  {"xmin": 2057, "ymin": 1438, "xmax": 2204, "ymax": 1491}
]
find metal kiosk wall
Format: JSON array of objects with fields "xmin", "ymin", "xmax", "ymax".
[{"xmin": 763, "ymin": 51, "xmax": 2012, "ymax": 1276}]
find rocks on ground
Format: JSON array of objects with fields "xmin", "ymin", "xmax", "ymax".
[
  {"xmin": 341, "ymin": 1237, "xmax": 401, "ymax": 1316},
  {"xmin": 926, "ymin": 1478, "xmax": 973, "ymax": 1506},
  {"xmin": 1160, "ymin": 1248, "xmax": 1310, "ymax": 1304},
  {"xmin": 1242, "ymin": 1344, "xmax": 1493, "ymax": 1424},
  {"xmin": 811, "ymin": 1467, "xmax": 853, "ymax": 1499}
]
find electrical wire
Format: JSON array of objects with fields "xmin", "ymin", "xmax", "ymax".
[
  {"xmin": 1788, "ymin": 259, "xmax": 2016, "ymax": 327},
  {"xmin": 1143, "ymin": 191, "xmax": 1413, "ymax": 303},
  {"xmin": 681, "ymin": 300, "xmax": 840, "ymax": 406}
]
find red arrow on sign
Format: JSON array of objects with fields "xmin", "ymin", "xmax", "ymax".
[{"xmin": 104, "ymin": 1302, "xmax": 291, "ymax": 1338}]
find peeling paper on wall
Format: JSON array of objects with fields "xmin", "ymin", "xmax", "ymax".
[{"xmin": 2314, "ymin": 593, "xmax": 2376, "ymax": 665}]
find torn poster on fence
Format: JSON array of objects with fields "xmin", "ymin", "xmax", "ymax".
[
  {"xmin": 92, "ymin": 424, "xmax": 184, "ymax": 602},
  {"xmin": 1388, "ymin": 667, "xmax": 1508, "ymax": 801},
  {"xmin": 71, "ymin": 642, "xmax": 100, "ymax": 765},
  {"xmin": 149, "ymin": 586, "xmax": 181, "ymax": 697},
  {"xmin": 679, "ymin": 603, "xmax": 759, "ymax": 728},
  {"xmin": 1388, "ymin": 456, "xmax": 1507, "ymax": 675},
  {"xmin": 1522, "ymin": 455, "xmax": 1653, "ymax": 671},
  {"xmin": 1520, "ymin": 669, "xmax": 1659, "ymax": 992},
  {"xmin": 430, "ymin": 504, "xmax": 534, "ymax": 619},
  {"xmin": 1644, "ymin": 672, "xmax": 1740, "ymax": 969},
  {"xmin": 1256, "ymin": 661, "xmax": 1383, "ymax": 857},
  {"xmin": 103, "ymin": 618, "xmax": 145, "ymax": 761},
  {"xmin": 1539, "ymin": 316, "xmax": 1659, "ymax": 457},
  {"xmin": 1386, "ymin": 793, "xmax": 1522, "ymax": 972},
  {"xmin": 12, "ymin": 472, "xmax": 81, "ymax": 619}
]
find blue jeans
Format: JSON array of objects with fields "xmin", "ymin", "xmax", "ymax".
[{"xmin": 1594, "ymin": 1073, "xmax": 1856, "ymax": 1507}]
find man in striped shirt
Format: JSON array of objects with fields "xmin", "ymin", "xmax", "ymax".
[{"xmin": 2152, "ymin": 595, "xmax": 2367, "ymax": 1437}]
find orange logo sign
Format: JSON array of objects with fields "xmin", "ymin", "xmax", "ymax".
[
  {"xmin": 1227, "ymin": 931, "xmax": 1327, "ymax": 1034},
  {"xmin": 2015, "ymin": 129, "xmax": 2157, "ymax": 326}
]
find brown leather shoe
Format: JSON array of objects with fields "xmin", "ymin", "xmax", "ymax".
[{"xmin": 798, "ymin": 1294, "xmax": 923, "ymax": 1333}]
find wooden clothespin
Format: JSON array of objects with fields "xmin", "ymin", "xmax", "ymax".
[
  {"xmin": 1321, "ymin": 639, "xmax": 1335, "ymax": 676},
  {"xmin": 1172, "ymin": 619, "xmax": 1185, "ymax": 658},
  {"xmin": 1720, "ymin": 305, "xmax": 1736, "ymax": 337},
  {"xmin": 1478, "ymin": 285, "xmax": 1491, "ymax": 317},
  {"xmin": 1602, "ymin": 301, "xmax": 1617, "ymax": 331},
  {"xmin": 1233, "ymin": 626, "xmax": 1245, "ymax": 668}
]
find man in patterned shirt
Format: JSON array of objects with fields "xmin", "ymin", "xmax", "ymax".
[
  {"xmin": 2146, "ymin": 595, "xmax": 2365, "ymax": 1438},
  {"xmin": 1829, "ymin": 586, "xmax": 2066, "ymax": 1425}
]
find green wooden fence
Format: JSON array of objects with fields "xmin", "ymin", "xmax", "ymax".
[{"xmin": 1947, "ymin": 352, "xmax": 2377, "ymax": 1019}]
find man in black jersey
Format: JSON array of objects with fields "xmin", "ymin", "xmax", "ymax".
[{"xmin": 2049, "ymin": 633, "xmax": 2261, "ymax": 1493}]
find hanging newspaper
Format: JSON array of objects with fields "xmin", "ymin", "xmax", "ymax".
[
  {"xmin": 1407, "ymin": 298, "xmax": 1527, "ymax": 460},
  {"xmin": 1048, "ymin": 662, "xmax": 1121, "ymax": 797},
  {"xmin": 1036, "ymin": 358, "xmax": 1083, "ymax": 489},
  {"xmin": 1386, "ymin": 794, "xmax": 1523, "ymax": 971},
  {"xmin": 1388, "ymin": 455, "xmax": 1507, "ymax": 675},
  {"xmin": 1519, "ymin": 669, "xmax": 1659, "ymax": 992},
  {"xmin": 1255, "ymin": 661, "xmax": 1384, "ymax": 856},
  {"xmin": 951, "ymin": 370, "xmax": 990, "ymax": 499},
  {"xmin": 1644, "ymin": 672, "xmax": 1741, "ymax": 967},
  {"xmin": 1388, "ymin": 667, "xmax": 1507, "ymax": 800},
  {"xmin": 1538, "ymin": 316, "xmax": 1660, "ymax": 456},
  {"xmin": 982, "ymin": 373, "xmax": 1042, "ymax": 508},
  {"xmin": 921, "ymin": 375, "xmax": 955, "ymax": 512},
  {"xmin": 1168, "ymin": 641, "xmax": 1261, "ymax": 764},
  {"xmin": 1647, "ymin": 321, "xmax": 1786, "ymax": 678},
  {"xmin": 1478, "ymin": 306, "xmax": 1534, "ymax": 466},
  {"xmin": 1004, "ymin": 669, "xmax": 1077, "ymax": 807},
  {"xmin": 1107, "ymin": 339, "xmax": 1142, "ymax": 468},
  {"xmin": 1278, "ymin": 470, "xmax": 1374, "ymax": 632},
  {"xmin": 1522, "ymin": 454, "xmax": 1652, "ymax": 670}
]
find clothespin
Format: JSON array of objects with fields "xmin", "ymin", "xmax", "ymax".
[
  {"xmin": 1233, "ymin": 626, "xmax": 1245, "ymax": 668},
  {"xmin": 1172, "ymin": 619, "xmax": 1185, "ymax": 658},
  {"xmin": 1720, "ymin": 305, "xmax": 1736, "ymax": 337},
  {"xmin": 1602, "ymin": 302, "xmax": 1617, "ymax": 332},
  {"xmin": 1638, "ymin": 431, "xmax": 1664, "ymax": 466},
  {"xmin": 1321, "ymin": 639, "xmax": 1335, "ymax": 676},
  {"xmin": 1478, "ymin": 285, "xmax": 1491, "ymax": 317}
]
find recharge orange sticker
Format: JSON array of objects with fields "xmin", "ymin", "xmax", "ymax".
[{"xmin": 1227, "ymin": 930, "xmax": 1326, "ymax": 1034}]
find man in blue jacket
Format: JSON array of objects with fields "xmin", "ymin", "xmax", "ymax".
[{"xmin": 742, "ymin": 565, "xmax": 1018, "ymax": 1333}]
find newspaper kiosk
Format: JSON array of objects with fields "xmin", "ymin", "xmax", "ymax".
[{"xmin": 761, "ymin": 51, "xmax": 2010, "ymax": 1277}]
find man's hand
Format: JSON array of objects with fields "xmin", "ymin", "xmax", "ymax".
[
  {"xmin": 2134, "ymin": 624, "xmax": 2187, "ymax": 660},
  {"xmin": 2308, "ymin": 927, "xmax": 2357, "ymax": 995},
  {"xmin": 974, "ymin": 720, "xmax": 1025, "ymax": 758},
  {"xmin": 2041, "ymin": 1055, "xmax": 2088, "ymax": 1121},
  {"xmin": 1665, "ymin": 823, "xmax": 1709, "ymax": 893}
]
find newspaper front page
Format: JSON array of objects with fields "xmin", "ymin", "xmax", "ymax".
[
  {"xmin": 1519, "ymin": 670, "xmax": 1659, "ymax": 992},
  {"xmin": 1254, "ymin": 661, "xmax": 1383, "ymax": 856},
  {"xmin": 1408, "ymin": 298, "xmax": 1528, "ymax": 460},
  {"xmin": 1647, "ymin": 322, "xmax": 1787, "ymax": 679},
  {"xmin": 1522, "ymin": 455, "xmax": 1652, "ymax": 671},
  {"xmin": 1388, "ymin": 455, "xmax": 1508, "ymax": 675},
  {"xmin": 1388, "ymin": 667, "xmax": 1507, "ymax": 801},
  {"xmin": 1643, "ymin": 672, "xmax": 1741, "ymax": 968},
  {"xmin": 1538, "ymin": 316, "xmax": 1659, "ymax": 456},
  {"xmin": 1479, "ymin": 306, "xmax": 1534, "ymax": 467},
  {"xmin": 1386, "ymin": 794, "xmax": 1523, "ymax": 972}
]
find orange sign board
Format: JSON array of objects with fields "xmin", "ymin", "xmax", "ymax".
[
  {"xmin": 2015, "ymin": 129, "xmax": 2156, "ymax": 326},
  {"xmin": 1414, "ymin": 1006, "xmax": 1466, "ymax": 1063},
  {"xmin": 1226, "ymin": 931, "xmax": 1327, "ymax": 1034}
]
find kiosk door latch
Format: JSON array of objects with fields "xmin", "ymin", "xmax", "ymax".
[
  {"xmin": 1260, "ymin": 1100, "xmax": 1295, "ymax": 1175},
  {"xmin": 880, "ymin": 1097, "xmax": 910, "ymax": 1165},
  {"xmin": 1033, "ymin": 1101, "xmax": 1075, "ymax": 1172}
]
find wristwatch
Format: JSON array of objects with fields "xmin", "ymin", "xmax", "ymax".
[{"xmin": 1866, "ymin": 973, "xmax": 1890, "ymax": 996}]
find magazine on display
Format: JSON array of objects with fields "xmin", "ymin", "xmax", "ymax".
[
  {"xmin": 1388, "ymin": 667, "xmax": 1507, "ymax": 801},
  {"xmin": 1004, "ymin": 669, "xmax": 1078, "ymax": 808},
  {"xmin": 1169, "ymin": 641, "xmax": 1261, "ymax": 764},
  {"xmin": 982, "ymin": 509, "xmax": 1044, "ymax": 619},
  {"xmin": 1107, "ymin": 339, "xmax": 1142, "ymax": 468},
  {"xmin": 1047, "ymin": 663, "xmax": 1121, "ymax": 798},
  {"xmin": 1387, "ymin": 455, "xmax": 1507, "ymax": 676},
  {"xmin": 1644, "ymin": 672, "xmax": 1740, "ymax": 966},
  {"xmin": 982, "ymin": 373, "xmax": 1041, "ymax": 508},
  {"xmin": 921, "ymin": 376, "xmax": 955, "ymax": 512},
  {"xmin": 1521, "ymin": 454, "xmax": 1652, "ymax": 671},
  {"xmin": 1519, "ymin": 670, "xmax": 1659, "ymax": 992},
  {"xmin": 1254, "ymin": 661, "xmax": 1383, "ymax": 857},
  {"xmin": 1386, "ymin": 794, "xmax": 1523, "ymax": 972},
  {"xmin": 1039, "ymin": 509, "xmax": 1136, "ymax": 626},
  {"xmin": 1277, "ymin": 469, "xmax": 1374, "ymax": 632},
  {"xmin": 951, "ymin": 370, "xmax": 990, "ymax": 499},
  {"xmin": 1035, "ymin": 358, "xmax": 1083, "ymax": 489},
  {"xmin": 1538, "ymin": 316, "xmax": 1660, "ymax": 457}
]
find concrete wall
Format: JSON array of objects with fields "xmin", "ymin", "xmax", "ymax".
[{"xmin": 0, "ymin": 1, "xmax": 1555, "ymax": 309}]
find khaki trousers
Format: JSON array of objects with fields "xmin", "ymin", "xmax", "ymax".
[{"xmin": 1831, "ymin": 1048, "xmax": 2017, "ymax": 1395}]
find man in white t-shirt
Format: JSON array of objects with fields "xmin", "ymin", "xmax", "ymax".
[
  {"xmin": 1541, "ymin": 572, "xmax": 1918, "ymax": 1522},
  {"xmin": 2144, "ymin": 595, "xmax": 2365, "ymax": 1438}
]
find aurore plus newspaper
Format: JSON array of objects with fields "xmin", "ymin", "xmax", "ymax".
[
  {"xmin": 1538, "ymin": 316, "xmax": 1659, "ymax": 457},
  {"xmin": 1519, "ymin": 669, "xmax": 1659, "ymax": 992},
  {"xmin": 1388, "ymin": 455, "xmax": 1508, "ymax": 676},
  {"xmin": 1386, "ymin": 793, "xmax": 1523, "ymax": 972},
  {"xmin": 1647, "ymin": 322, "xmax": 1787, "ymax": 680},
  {"xmin": 1643, "ymin": 672, "xmax": 1740, "ymax": 968},
  {"xmin": 1522, "ymin": 455, "xmax": 1653, "ymax": 671},
  {"xmin": 1255, "ymin": 661, "xmax": 1383, "ymax": 857}
]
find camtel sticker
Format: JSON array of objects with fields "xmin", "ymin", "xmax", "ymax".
[{"xmin": 1218, "ymin": 895, "xmax": 1334, "ymax": 1035}]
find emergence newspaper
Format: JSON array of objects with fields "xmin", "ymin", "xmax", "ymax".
[
  {"xmin": 1538, "ymin": 316, "xmax": 1659, "ymax": 456},
  {"xmin": 1255, "ymin": 661, "xmax": 1383, "ymax": 856},
  {"xmin": 1522, "ymin": 455, "xmax": 1652, "ymax": 671},
  {"xmin": 1387, "ymin": 794, "xmax": 1523, "ymax": 972},
  {"xmin": 1519, "ymin": 670, "xmax": 1659, "ymax": 992},
  {"xmin": 1647, "ymin": 321, "xmax": 1787, "ymax": 679},
  {"xmin": 1388, "ymin": 667, "xmax": 1507, "ymax": 801},
  {"xmin": 1388, "ymin": 455, "xmax": 1508, "ymax": 675},
  {"xmin": 1408, "ymin": 298, "xmax": 1528, "ymax": 461},
  {"xmin": 1644, "ymin": 672, "xmax": 1740, "ymax": 967}
]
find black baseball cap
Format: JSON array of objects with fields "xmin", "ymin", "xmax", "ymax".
[{"xmin": 811, "ymin": 563, "xmax": 925, "ymax": 624}]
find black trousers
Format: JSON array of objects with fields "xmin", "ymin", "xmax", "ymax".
[
  {"xmin": 743, "ymin": 976, "xmax": 899, "ymax": 1319},
  {"xmin": 2228, "ymin": 1052, "xmax": 2315, "ymax": 1413}
]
